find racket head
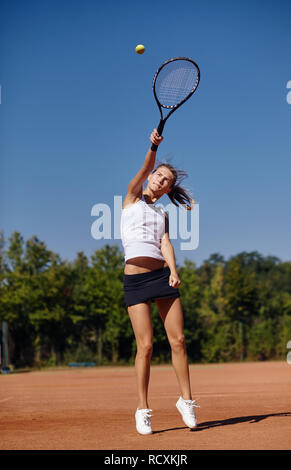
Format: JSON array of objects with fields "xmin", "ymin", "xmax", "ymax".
[{"xmin": 153, "ymin": 57, "xmax": 200, "ymax": 111}]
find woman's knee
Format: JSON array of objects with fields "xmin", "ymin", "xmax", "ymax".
[
  {"xmin": 137, "ymin": 341, "xmax": 153, "ymax": 358},
  {"xmin": 169, "ymin": 334, "xmax": 186, "ymax": 352}
]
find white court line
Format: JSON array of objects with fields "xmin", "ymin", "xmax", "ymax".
[{"xmin": 0, "ymin": 397, "xmax": 13, "ymax": 403}]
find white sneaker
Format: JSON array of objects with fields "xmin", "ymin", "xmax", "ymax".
[
  {"xmin": 135, "ymin": 408, "xmax": 153, "ymax": 435},
  {"xmin": 176, "ymin": 396, "xmax": 199, "ymax": 428}
]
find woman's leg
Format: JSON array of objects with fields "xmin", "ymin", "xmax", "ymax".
[
  {"xmin": 155, "ymin": 297, "xmax": 192, "ymax": 400},
  {"xmin": 128, "ymin": 301, "xmax": 153, "ymax": 409}
]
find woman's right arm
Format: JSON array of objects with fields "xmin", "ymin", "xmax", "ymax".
[{"xmin": 127, "ymin": 129, "xmax": 163, "ymax": 197}]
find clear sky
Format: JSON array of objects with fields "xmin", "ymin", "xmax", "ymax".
[{"xmin": 1, "ymin": 0, "xmax": 291, "ymax": 267}]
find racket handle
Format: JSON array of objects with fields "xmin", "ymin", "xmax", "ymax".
[{"xmin": 151, "ymin": 120, "xmax": 165, "ymax": 151}]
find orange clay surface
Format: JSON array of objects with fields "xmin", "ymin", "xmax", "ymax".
[{"xmin": 0, "ymin": 361, "xmax": 291, "ymax": 450}]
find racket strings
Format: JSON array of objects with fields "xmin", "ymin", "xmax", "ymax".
[{"xmin": 155, "ymin": 61, "xmax": 199, "ymax": 108}]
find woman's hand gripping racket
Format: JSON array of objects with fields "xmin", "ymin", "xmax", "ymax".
[{"xmin": 151, "ymin": 57, "xmax": 200, "ymax": 151}]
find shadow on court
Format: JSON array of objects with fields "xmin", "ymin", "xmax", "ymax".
[{"xmin": 153, "ymin": 412, "xmax": 291, "ymax": 434}]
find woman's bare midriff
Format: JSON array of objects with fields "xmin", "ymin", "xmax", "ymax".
[{"xmin": 124, "ymin": 257, "xmax": 168, "ymax": 274}]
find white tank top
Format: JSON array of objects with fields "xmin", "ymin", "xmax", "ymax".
[{"xmin": 120, "ymin": 194, "xmax": 166, "ymax": 262}]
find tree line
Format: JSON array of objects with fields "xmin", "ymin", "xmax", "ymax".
[{"xmin": 0, "ymin": 231, "xmax": 291, "ymax": 368}]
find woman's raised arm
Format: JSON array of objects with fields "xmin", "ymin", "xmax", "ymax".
[{"xmin": 127, "ymin": 129, "xmax": 163, "ymax": 197}]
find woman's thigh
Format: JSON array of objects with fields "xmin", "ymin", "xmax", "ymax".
[
  {"xmin": 154, "ymin": 297, "xmax": 184, "ymax": 341},
  {"xmin": 128, "ymin": 301, "xmax": 153, "ymax": 346}
]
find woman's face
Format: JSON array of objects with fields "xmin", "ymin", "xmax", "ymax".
[{"xmin": 148, "ymin": 166, "xmax": 175, "ymax": 195}]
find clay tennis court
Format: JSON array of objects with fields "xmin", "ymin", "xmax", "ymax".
[{"xmin": 0, "ymin": 361, "xmax": 290, "ymax": 450}]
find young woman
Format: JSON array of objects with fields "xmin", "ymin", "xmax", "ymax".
[{"xmin": 120, "ymin": 129, "xmax": 199, "ymax": 435}]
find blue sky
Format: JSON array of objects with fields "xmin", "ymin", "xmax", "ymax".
[{"xmin": 1, "ymin": 0, "xmax": 291, "ymax": 267}]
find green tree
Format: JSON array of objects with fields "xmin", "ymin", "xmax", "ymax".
[
  {"xmin": 224, "ymin": 252, "xmax": 259, "ymax": 360},
  {"xmin": 178, "ymin": 259, "xmax": 202, "ymax": 362},
  {"xmin": 198, "ymin": 257, "xmax": 238, "ymax": 363},
  {"xmin": 72, "ymin": 245, "xmax": 129, "ymax": 364},
  {"xmin": 0, "ymin": 232, "xmax": 35, "ymax": 366},
  {"xmin": 29, "ymin": 252, "xmax": 75, "ymax": 365}
]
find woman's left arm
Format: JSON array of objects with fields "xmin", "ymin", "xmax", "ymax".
[{"xmin": 160, "ymin": 214, "xmax": 181, "ymax": 288}]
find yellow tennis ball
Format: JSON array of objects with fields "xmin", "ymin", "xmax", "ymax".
[{"xmin": 136, "ymin": 44, "xmax": 145, "ymax": 55}]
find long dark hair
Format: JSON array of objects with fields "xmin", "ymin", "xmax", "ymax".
[{"xmin": 152, "ymin": 162, "xmax": 194, "ymax": 210}]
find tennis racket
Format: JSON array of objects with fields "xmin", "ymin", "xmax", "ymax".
[{"xmin": 151, "ymin": 57, "xmax": 200, "ymax": 151}]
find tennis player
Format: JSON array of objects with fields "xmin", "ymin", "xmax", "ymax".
[{"xmin": 120, "ymin": 129, "xmax": 199, "ymax": 435}]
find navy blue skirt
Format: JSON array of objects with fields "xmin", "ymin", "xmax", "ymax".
[{"xmin": 123, "ymin": 266, "xmax": 180, "ymax": 308}]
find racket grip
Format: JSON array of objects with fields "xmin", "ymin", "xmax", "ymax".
[{"xmin": 151, "ymin": 120, "xmax": 165, "ymax": 151}]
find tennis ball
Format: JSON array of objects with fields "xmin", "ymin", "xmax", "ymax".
[{"xmin": 136, "ymin": 44, "xmax": 145, "ymax": 55}]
